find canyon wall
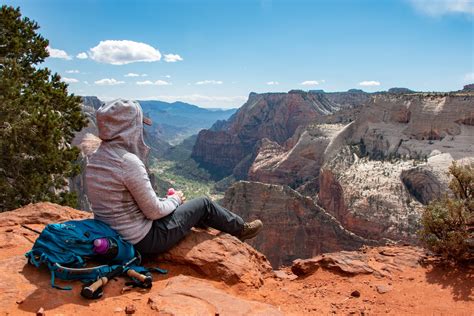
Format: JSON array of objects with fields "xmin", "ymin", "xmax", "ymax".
[
  {"xmin": 222, "ymin": 181, "xmax": 375, "ymax": 268},
  {"xmin": 192, "ymin": 90, "xmax": 370, "ymax": 179},
  {"xmin": 208, "ymin": 89, "xmax": 473, "ymax": 263}
]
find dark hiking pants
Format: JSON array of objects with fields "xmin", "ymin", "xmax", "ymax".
[{"xmin": 135, "ymin": 197, "xmax": 245, "ymax": 255}]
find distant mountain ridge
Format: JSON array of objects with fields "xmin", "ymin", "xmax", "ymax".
[
  {"xmin": 77, "ymin": 97, "xmax": 237, "ymax": 146},
  {"xmin": 139, "ymin": 100, "xmax": 237, "ymax": 144}
]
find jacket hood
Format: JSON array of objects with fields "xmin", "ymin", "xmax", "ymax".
[{"xmin": 96, "ymin": 99, "xmax": 150, "ymax": 163}]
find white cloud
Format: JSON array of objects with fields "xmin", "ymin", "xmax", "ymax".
[
  {"xmin": 136, "ymin": 80, "xmax": 171, "ymax": 86},
  {"xmin": 76, "ymin": 52, "xmax": 88, "ymax": 59},
  {"xmin": 266, "ymin": 81, "xmax": 279, "ymax": 85},
  {"xmin": 301, "ymin": 80, "xmax": 320, "ymax": 86},
  {"xmin": 89, "ymin": 40, "xmax": 162, "ymax": 65},
  {"xmin": 83, "ymin": 81, "xmax": 89, "ymax": 85},
  {"xmin": 195, "ymin": 80, "xmax": 223, "ymax": 85},
  {"xmin": 65, "ymin": 69, "xmax": 80, "ymax": 74},
  {"xmin": 409, "ymin": 0, "xmax": 474, "ymax": 16},
  {"xmin": 125, "ymin": 73, "xmax": 148, "ymax": 77},
  {"xmin": 62, "ymin": 77, "xmax": 79, "ymax": 83},
  {"xmin": 464, "ymin": 72, "xmax": 474, "ymax": 82},
  {"xmin": 164, "ymin": 75, "xmax": 171, "ymax": 78},
  {"xmin": 47, "ymin": 47, "xmax": 72, "ymax": 60},
  {"xmin": 164, "ymin": 54, "xmax": 183, "ymax": 62},
  {"xmin": 359, "ymin": 80, "xmax": 381, "ymax": 87},
  {"xmin": 94, "ymin": 78, "xmax": 125, "ymax": 86}
]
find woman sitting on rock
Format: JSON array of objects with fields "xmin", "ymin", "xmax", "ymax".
[{"xmin": 85, "ymin": 99, "xmax": 262, "ymax": 255}]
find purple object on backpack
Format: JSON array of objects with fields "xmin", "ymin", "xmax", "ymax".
[{"xmin": 93, "ymin": 238, "xmax": 110, "ymax": 254}]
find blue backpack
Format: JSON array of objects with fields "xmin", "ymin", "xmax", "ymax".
[{"xmin": 25, "ymin": 219, "xmax": 166, "ymax": 290}]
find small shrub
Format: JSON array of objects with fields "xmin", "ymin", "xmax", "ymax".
[{"xmin": 419, "ymin": 162, "xmax": 473, "ymax": 262}]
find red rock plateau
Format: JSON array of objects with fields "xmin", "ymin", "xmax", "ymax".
[{"xmin": 0, "ymin": 203, "xmax": 472, "ymax": 315}]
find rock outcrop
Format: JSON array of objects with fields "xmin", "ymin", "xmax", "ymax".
[
  {"xmin": 350, "ymin": 93, "xmax": 474, "ymax": 150},
  {"xmin": 222, "ymin": 181, "xmax": 376, "ymax": 268},
  {"xmin": 249, "ymin": 123, "xmax": 344, "ymax": 191},
  {"xmin": 400, "ymin": 166, "xmax": 446, "ymax": 204},
  {"xmin": 462, "ymin": 83, "xmax": 474, "ymax": 92},
  {"xmin": 159, "ymin": 229, "xmax": 273, "ymax": 287},
  {"xmin": 0, "ymin": 203, "xmax": 279, "ymax": 314},
  {"xmin": 192, "ymin": 90, "xmax": 370, "ymax": 179},
  {"xmin": 318, "ymin": 156, "xmax": 425, "ymax": 242},
  {"xmin": 1, "ymin": 202, "xmax": 472, "ymax": 315},
  {"xmin": 319, "ymin": 93, "xmax": 474, "ymax": 242},
  {"xmin": 148, "ymin": 275, "xmax": 282, "ymax": 315},
  {"xmin": 291, "ymin": 245, "xmax": 426, "ymax": 277}
]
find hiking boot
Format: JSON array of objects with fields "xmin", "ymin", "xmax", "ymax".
[{"xmin": 239, "ymin": 219, "xmax": 263, "ymax": 241}]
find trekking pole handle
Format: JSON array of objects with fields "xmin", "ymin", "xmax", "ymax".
[
  {"xmin": 83, "ymin": 277, "xmax": 108, "ymax": 297},
  {"xmin": 127, "ymin": 269, "xmax": 152, "ymax": 285}
]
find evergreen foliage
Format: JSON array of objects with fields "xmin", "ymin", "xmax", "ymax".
[
  {"xmin": 0, "ymin": 6, "xmax": 87, "ymax": 211},
  {"xmin": 420, "ymin": 162, "xmax": 474, "ymax": 262}
]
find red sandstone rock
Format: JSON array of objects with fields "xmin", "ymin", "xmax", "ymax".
[
  {"xmin": 147, "ymin": 275, "xmax": 282, "ymax": 316},
  {"xmin": 0, "ymin": 203, "xmax": 471, "ymax": 315},
  {"xmin": 291, "ymin": 246, "xmax": 426, "ymax": 277},
  {"xmin": 159, "ymin": 229, "xmax": 273, "ymax": 287},
  {"xmin": 124, "ymin": 304, "xmax": 136, "ymax": 314},
  {"xmin": 0, "ymin": 202, "xmax": 91, "ymax": 227}
]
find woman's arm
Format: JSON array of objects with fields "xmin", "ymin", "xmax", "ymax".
[{"xmin": 121, "ymin": 153, "xmax": 182, "ymax": 220}]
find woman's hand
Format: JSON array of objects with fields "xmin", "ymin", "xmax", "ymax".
[{"xmin": 175, "ymin": 190, "xmax": 186, "ymax": 204}]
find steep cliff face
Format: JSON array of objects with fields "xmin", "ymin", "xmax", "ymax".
[
  {"xmin": 344, "ymin": 93, "xmax": 474, "ymax": 159},
  {"xmin": 192, "ymin": 90, "xmax": 371, "ymax": 179},
  {"xmin": 318, "ymin": 154, "xmax": 425, "ymax": 242},
  {"xmin": 319, "ymin": 93, "xmax": 474, "ymax": 242},
  {"xmin": 206, "ymin": 90, "xmax": 473, "ymax": 249},
  {"xmin": 222, "ymin": 181, "xmax": 375, "ymax": 268},
  {"xmin": 192, "ymin": 129, "xmax": 248, "ymax": 179},
  {"xmin": 249, "ymin": 123, "xmax": 344, "ymax": 190}
]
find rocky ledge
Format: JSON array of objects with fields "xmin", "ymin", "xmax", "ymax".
[{"xmin": 0, "ymin": 202, "xmax": 472, "ymax": 315}]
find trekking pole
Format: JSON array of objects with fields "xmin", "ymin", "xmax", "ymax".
[
  {"xmin": 81, "ymin": 257, "xmax": 138, "ymax": 299},
  {"xmin": 126, "ymin": 269, "xmax": 152, "ymax": 287},
  {"xmin": 21, "ymin": 224, "xmax": 42, "ymax": 234}
]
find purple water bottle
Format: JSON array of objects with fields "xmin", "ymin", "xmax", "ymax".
[
  {"xmin": 93, "ymin": 238, "xmax": 118, "ymax": 260},
  {"xmin": 93, "ymin": 238, "xmax": 110, "ymax": 254}
]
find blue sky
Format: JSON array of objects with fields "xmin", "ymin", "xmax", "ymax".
[{"xmin": 4, "ymin": 0, "xmax": 474, "ymax": 108}]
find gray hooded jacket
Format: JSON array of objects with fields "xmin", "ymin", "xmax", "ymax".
[{"xmin": 86, "ymin": 99, "xmax": 181, "ymax": 244}]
